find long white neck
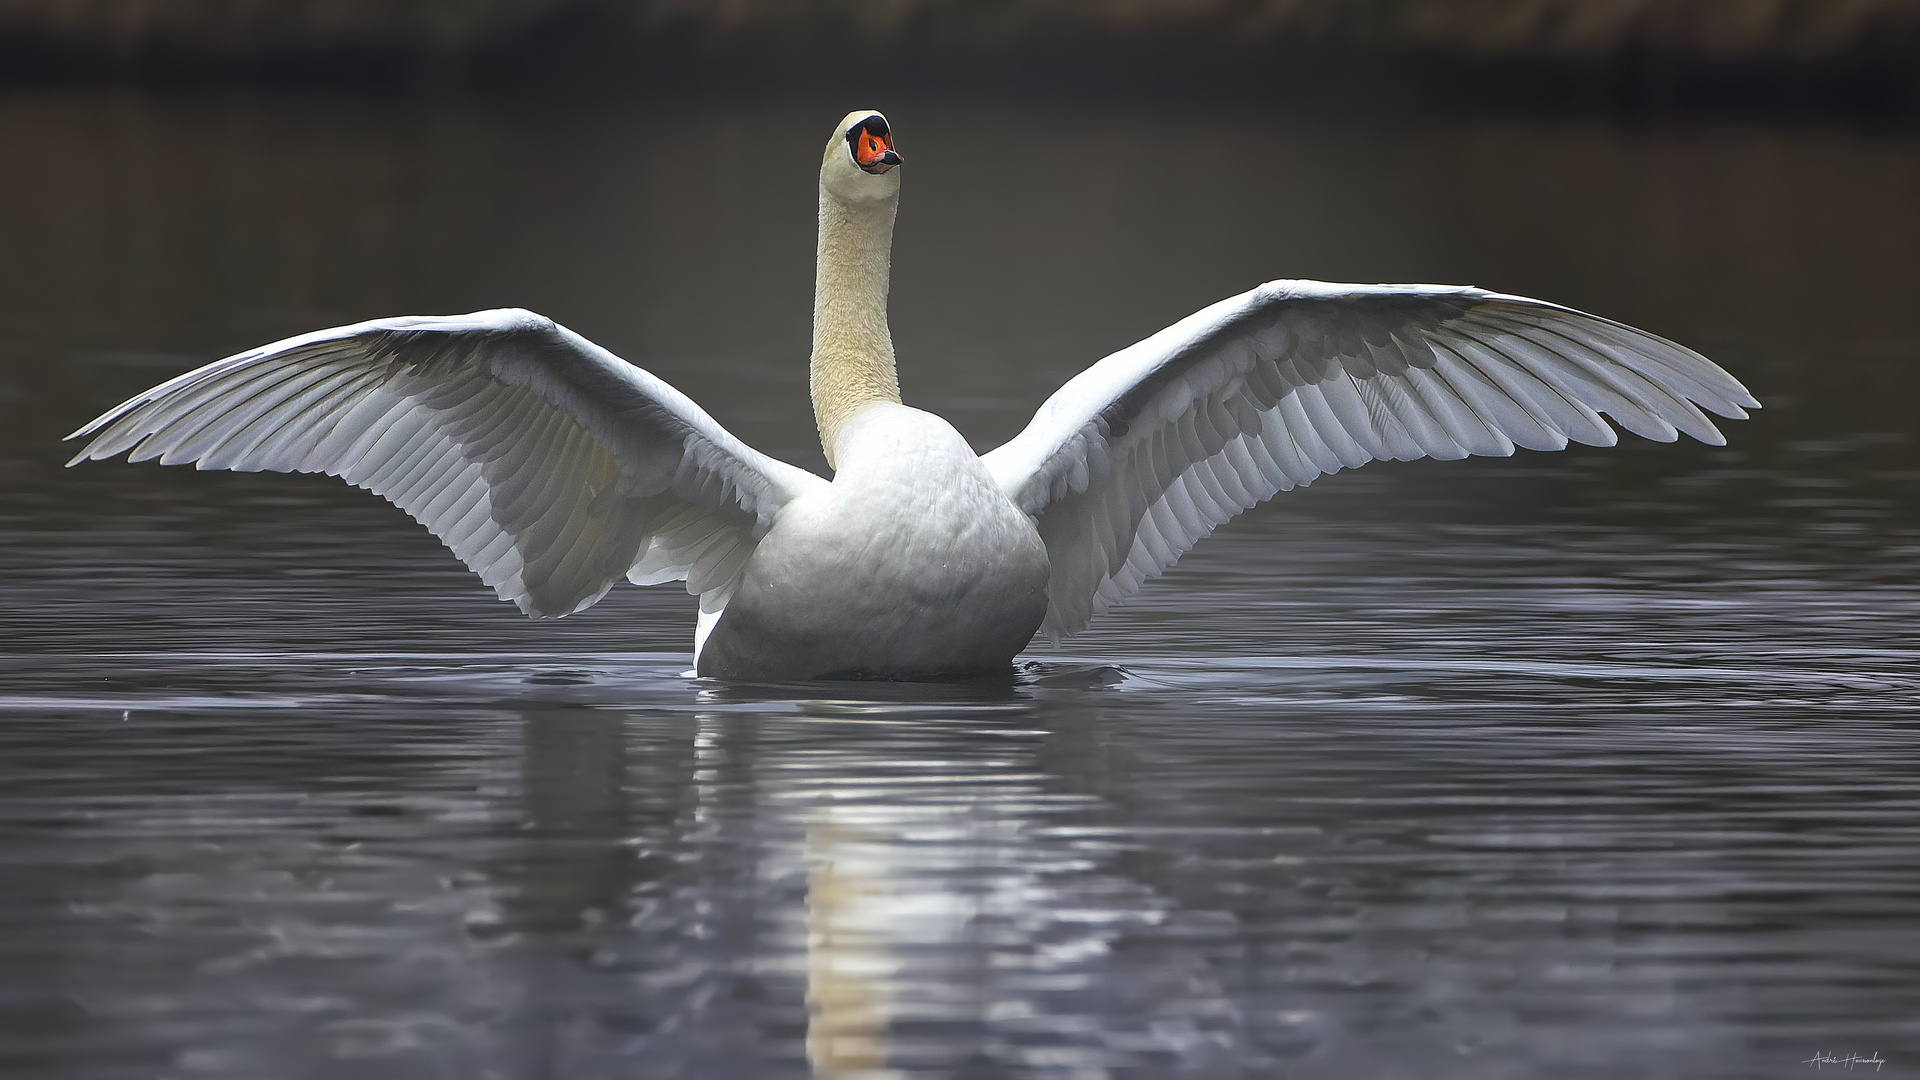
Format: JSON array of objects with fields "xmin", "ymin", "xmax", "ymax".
[{"xmin": 810, "ymin": 191, "xmax": 901, "ymax": 470}]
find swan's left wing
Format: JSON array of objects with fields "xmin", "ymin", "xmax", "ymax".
[
  {"xmin": 982, "ymin": 280, "xmax": 1758, "ymax": 641},
  {"xmin": 67, "ymin": 309, "xmax": 829, "ymax": 624}
]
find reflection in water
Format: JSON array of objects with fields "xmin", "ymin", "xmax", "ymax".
[
  {"xmin": 721, "ymin": 700, "xmax": 1247, "ymax": 1079},
  {"xmin": 487, "ymin": 697, "xmax": 1261, "ymax": 1077},
  {"xmin": 804, "ymin": 816, "xmax": 895, "ymax": 1079},
  {"xmin": 1, "ymin": 89, "xmax": 1918, "ymax": 1079},
  {"xmin": 7, "ymin": 666, "xmax": 1920, "ymax": 1078}
]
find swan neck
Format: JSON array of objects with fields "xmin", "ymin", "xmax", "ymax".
[{"xmin": 811, "ymin": 191, "xmax": 901, "ymax": 470}]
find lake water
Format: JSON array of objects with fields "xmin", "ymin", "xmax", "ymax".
[{"xmin": 2, "ymin": 88, "xmax": 1918, "ymax": 1078}]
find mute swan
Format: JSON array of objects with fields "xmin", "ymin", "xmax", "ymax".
[{"xmin": 68, "ymin": 109, "xmax": 1757, "ymax": 681}]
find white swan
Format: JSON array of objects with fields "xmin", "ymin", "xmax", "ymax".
[{"xmin": 67, "ymin": 109, "xmax": 1758, "ymax": 681}]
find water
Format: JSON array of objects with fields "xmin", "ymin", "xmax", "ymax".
[{"xmin": 2, "ymin": 89, "xmax": 1919, "ymax": 1078}]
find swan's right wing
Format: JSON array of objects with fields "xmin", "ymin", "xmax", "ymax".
[
  {"xmin": 984, "ymin": 281, "xmax": 1758, "ymax": 641},
  {"xmin": 67, "ymin": 309, "xmax": 829, "ymax": 620}
]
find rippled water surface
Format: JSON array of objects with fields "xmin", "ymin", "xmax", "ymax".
[{"xmin": 3, "ymin": 90, "xmax": 1919, "ymax": 1078}]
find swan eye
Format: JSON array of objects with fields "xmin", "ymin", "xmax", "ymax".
[{"xmin": 847, "ymin": 120, "xmax": 901, "ymax": 174}]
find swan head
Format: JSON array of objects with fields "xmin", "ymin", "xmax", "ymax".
[{"xmin": 820, "ymin": 110, "xmax": 902, "ymax": 205}]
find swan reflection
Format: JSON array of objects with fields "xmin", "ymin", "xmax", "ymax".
[
  {"xmin": 649, "ymin": 699, "xmax": 1241, "ymax": 1078},
  {"xmin": 803, "ymin": 815, "xmax": 898, "ymax": 1078},
  {"xmin": 499, "ymin": 697, "xmax": 1225, "ymax": 1074}
]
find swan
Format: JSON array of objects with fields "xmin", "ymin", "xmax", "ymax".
[{"xmin": 67, "ymin": 109, "xmax": 1758, "ymax": 681}]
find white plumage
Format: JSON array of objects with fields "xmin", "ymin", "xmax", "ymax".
[
  {"xmin": 68, "ymin": 111, "xmax": 1757, "ymax": 680},
  {"xmin": 982, "ymin": 280, "xmax": 1755, "ymax": 641},
  {"xmin": 70, "ymin": 310, "xmax": 824, "ymax": 634}
]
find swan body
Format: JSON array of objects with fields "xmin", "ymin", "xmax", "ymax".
[
  {"xmin": 699, "ymin": 402, "xmax": 1048, "ymax": 680},
  {"xmin": 67, "ymin": 109, "xmax": 1758, "ymax": 680}
]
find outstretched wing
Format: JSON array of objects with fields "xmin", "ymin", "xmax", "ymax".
[
  {"xmin": 983, "ymin": 280, "xmax": 1758, "ymax": 642},
  {"xmin": 68, "ymin": 309, "xmax": 828, "ymax": 621}
]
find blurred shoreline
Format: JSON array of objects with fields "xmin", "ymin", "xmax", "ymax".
[{"xmin": 1, "ymin": 0, "xmax": 1917, "ymax": 119}]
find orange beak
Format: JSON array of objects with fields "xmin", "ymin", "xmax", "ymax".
[{"xmin": 854, "ymin": 129, "xmax": 903, "ymax": 174}]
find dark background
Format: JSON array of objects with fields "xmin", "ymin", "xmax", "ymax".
[{"xmin": 3, "ymin": 0, "xmax": 1920, "ymax": 120}]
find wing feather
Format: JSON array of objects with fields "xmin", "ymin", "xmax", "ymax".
[
  {"xmin": 984, "ymin": 281, "xmax": 1757, "ymax": 640},
  {"xmin": 68, "ymin": 309, "xmax": 828, "ymax": 626},
  {"xmin": 248, "ymin": 368, "xmax": 387, "ymax": 471}
]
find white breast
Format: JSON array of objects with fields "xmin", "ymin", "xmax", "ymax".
[{"xmin": 696, "ymin": 403, "xmax": 1050, "ymax": 680}]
